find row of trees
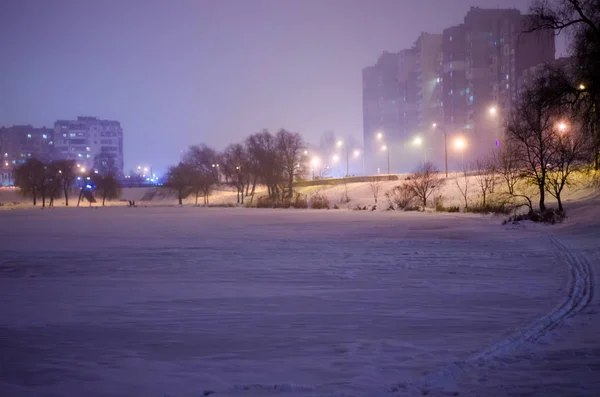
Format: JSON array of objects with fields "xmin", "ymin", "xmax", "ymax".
[
  {"xmin": 14, "ymin": 153, "xmax": 121, "ymax": 207},
  {"xmin": 166, "ymin": 129, "xmax": 307, "ymax": 205}
]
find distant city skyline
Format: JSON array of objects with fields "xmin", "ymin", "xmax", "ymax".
[{"xmin": 0, "ymin": 0, "xmax": 568, "ymax": 174}]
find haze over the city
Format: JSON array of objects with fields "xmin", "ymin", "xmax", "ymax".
[{"xmin": 0, "ymin": 0, "xmax": 566, "ymax": 173}]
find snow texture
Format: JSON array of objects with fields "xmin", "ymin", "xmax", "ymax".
[{"xmin": 0, "ymin": 201, "xmax": 599, "ymax": 397}]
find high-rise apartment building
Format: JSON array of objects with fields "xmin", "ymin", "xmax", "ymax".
[
  {"xmin": 0, "ymin": 125, "xmax": 55, "ymax": 184},
  {"xmin": 362, "ymin": 7, "xmax": 556, "ymax": 173},
  {"xmin": 54, "ymin": 116, "xmax": 124, "ymax": 175}
]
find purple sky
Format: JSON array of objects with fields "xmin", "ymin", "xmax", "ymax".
[{"xmin": 1, "ymin": 0, "xmax": 566, "ymax": 173}]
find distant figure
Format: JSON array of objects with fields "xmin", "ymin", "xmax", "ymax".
[{"xmin": 128, "ymin": 200, "xmax": 136, "ymax": 207}]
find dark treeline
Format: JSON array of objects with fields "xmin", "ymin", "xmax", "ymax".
[
  {"xmin": 166, "ymin": 129, "xmax": 307, "ymax": 205},
  {"xmin": 14, "ymin": 153, "xmax": 121, "ymax": 207}
]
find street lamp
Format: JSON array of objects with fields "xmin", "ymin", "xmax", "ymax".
[
  {"xmin": 432, "ymin": 122, "xmax": 448, "ymax": 177},
  {"xmin": 558, "ymin": 121, "xmax": 568, "ymax": 132},
  {"xmin": 332, "ymin": 154, "xmax": 340, "ymax": 162},
  {"xmin": 453, "ymin": 136, "xmax": 467, "ymax": 166},
  {"xmin": 311, "ymin": 157, "xmax": 320, "ymax": 179},
  {"xmin": 376, "ymin": 132, "xmax": 383, "ymax": 140},
  {"xmin": 413, "ymin": 136, "xmax": 423, "ymax": 146},
  {"xmin": 579, "ymin": 83, "xmax": 586, "ymax": 90},
  {"xmin": 336, "ymin": 140, "xmax": 343, "ymax": 148},
  {"xmin": 489, "ymin": 106, "xmax": 497, "ymax": 115},
  {"xmin": 381, "ymin": 145, "xmax": 390, "ymax": 174}
]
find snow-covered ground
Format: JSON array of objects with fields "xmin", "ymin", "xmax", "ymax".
[{"xmin": 0, "ymin": 202, "xmax": 598, "ymax": 397}]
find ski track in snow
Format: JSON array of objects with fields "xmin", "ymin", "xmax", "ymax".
[{"xmin": 387, "ymin": 234, "xmax": 595, "ymax": 396}]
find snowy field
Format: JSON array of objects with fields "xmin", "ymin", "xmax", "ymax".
[{"xmin": 0, "ymin": 205, "xmax": 598, "ymax": 397}]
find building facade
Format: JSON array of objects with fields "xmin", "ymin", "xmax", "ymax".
[
  {"xmin": 362, "ymin": 51, "xmax": 402, "ymax": 173},
  {"xmin": 0, "ymin": 125, "xmax": 55, "ymax": 185},
  {"xmin": 54, "ymin": 116, "xmax": 124, "ymax": 175}
]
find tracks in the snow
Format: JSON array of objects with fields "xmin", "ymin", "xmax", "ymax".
[{"xmin": 393, "ymin": 235, "xmax": 595, "ymax": 394}]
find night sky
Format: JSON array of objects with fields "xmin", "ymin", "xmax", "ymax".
[{"xmin": 1, "ymin": 0, "xmax": 566, "ymax": 174}]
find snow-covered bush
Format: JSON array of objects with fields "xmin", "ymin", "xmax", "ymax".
[
  {"xmin": 385, "ymin": 184, "xmax": 416, "ymax": 210},
  {"xmin": 310, "ymin": 193, "xmax": 330, "ymax": 209}
]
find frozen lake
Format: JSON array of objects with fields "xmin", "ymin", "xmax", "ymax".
[{"xmin": 0, "ymin": 207, "xmax": 588, "ymax": 396}]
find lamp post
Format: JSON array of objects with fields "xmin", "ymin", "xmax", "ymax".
[
  {"xmin": 489, "ymin": 106, "xmax": 501, "ymax": 147},
  {"xmin": 381, "ymin": 145, "xmax": 390, "ymax": 174},
  {"xmin": 432, "ymin": 123, "xmax": 448, "ymax": 177},
  {"xmin": 376, "ymin": 132, "xmax": 391, "ymax": 174}
]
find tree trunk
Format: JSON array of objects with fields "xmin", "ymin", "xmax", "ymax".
[
  {"xmin": 102, "ymin": 194, "xmax": 106, "ymax": 207},
  {"xmin": 64, "ymin": 186, "xmax": 69, "ymax": 206},
  {"xmin": 42, "ymin": 191, "xmax": 46, "ymax": 208},
  {"xmin": 178, "ymin": 192, "xmax": 182, "ymax": 205},
  {"xmin": 32, "ymin": 188, "xmax": 37, "ymax": 206},
  {"xmin": 195, "ymin": 191, "xmax": 199, "ymax": 205},
  {"xmin": 557, "ymin": 194, "xmax": 563, "ymax": 212},
  {"xmin": 539, "ymin": 185, "xmax": 546, "ymax": 211},
  {"xmin": 77, "ymin": 188, "xmax": 84, "ymax": 207},
  {"xmin": 240, "ymin": 187, "xmax": 244, "ymax": 204}
]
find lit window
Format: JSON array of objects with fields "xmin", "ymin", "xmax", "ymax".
[
  {"xmin": 450, "ymin": 71, "xmax": 453, "ymax": 77},
  {"xmin": 62, "ymin": 133, "xmax": 67, "ymax": 137},
  {"xmin": 78, "ymin": 153, "xmax": 82, "ymax": 157},
  {"xmin": 466, "ymin": 88, "xmax": 470, "ymax": 94},
  {"xmin": 450, "ymin": 36, "xmax": 453, "ymax": 41},
  {"xmin": 49, "ymin": 141, "xmax": 53, "ymax": 145},
  {"xmin": 12, "ymin": 160, "xmax": 16, "ymax": 164},
  {"xmin": 27, "ymin": 134, "xmax": 32, "ymax": 138},
  {"xmin": 86, "ymin": 154, "xmax": 91, "ymax": 158},
  {"xmin": 69, "ymin": 133, "xmax": 76, "ymax": 137},
  {"xmin": 436, "ymin": 77, "xmax": 440, "ymax": 83},
  {"xmin": 42, "ymin": 134, "xmax": 47, "ymax": 139},
  {"xmin": 86, "ymin": 147, "xmax": 90, "ymax": 151},
  {"xmin": 450, "ymin": 89, "xmax": 453, "ymax": 94},
  {"xmin": 506, "ymin": 74, "xmax": 509, "ymax": 80},
  {"xmin": 506, "ymin": 84, "xmax": 509, "ymax": 89},
  {"xmin": 469, "ymin": 95, "xmax": 474, "ymax": 102}
]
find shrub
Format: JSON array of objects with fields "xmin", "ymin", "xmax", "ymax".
[
  {"xmin": 333, "ymin": 204, "xmax": 340, "ymax": 209},
  {"xmin": 464, "ymin": 201, "xmax": 511, "ymax": 215},
  {"xmin": 437, "ymin": 205, "xmax": 460, "ymax": 213},
  {"xmin": 385, "ymin": 184, "xmax": 416, "ymax": 210},
  {"xmin": 503, "ymin": 208, "xmax": 566, "ymax": 225},
  {"xmin": 310, "ymin": 193, "xmax": 330, "ymax": 209},
  {"xmin": 256, "ymin": 196, "xmax": 275, "ymax": 208},
  {"xmin": 287, "ymin": 193, "xmax": 308, "ymax": 209}
]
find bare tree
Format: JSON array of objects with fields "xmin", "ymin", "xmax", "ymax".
[
  {"xmin": 166, "ymin": 162, "xmax": 194, "ymax": 205},
  {"xmin": 246, "ymin": 130, "xmax": 283, "ymax": 202},
  {"xmin": 472, "ymin": 155, "xmax": 497, "ymax": 206},
  {"xmin": 506, "ymin": 76, "xmax": 563, "ymax": 211},
  {"xmin": 495, "ymin": 142, "xmax": 522, "ymax": 195},
  {"xmin": 276, "ymin": 129, "xmax": 306, "ymax": 199},
  {"xmin": 221, "ymin": 143, "xmax": 249, "ymax": 204},
  {"xmin": 546, "ymin": 126, "xmax": 591, "ymax": 211},
  {"xmin": 528, "ymin": 0, "xmax": 600, "ymax": 169},
  {"xmin": 54, "ymin": 160, "xmax": 76, "ymax": 206},
  {"xmin": 92, "ymin": 173, "xmax": 121, "ymax": 206},
  {"xmin": 368, "ymin": 177, "xmax": 382, "ymax": 204},
  {"xmin": 406, "ymin": 162, "xmax": 445, "ymax": 209},
  {"xmin": 184, "ymin": 144, "xmax": 220, "ymax": 205},
  {"xmin": 14, "ymin": 158, "xmax": 45, "ymax": 206},
  {"xmin": 454, "ymin": 164, "xmax": 471, "ymax": 209}
]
